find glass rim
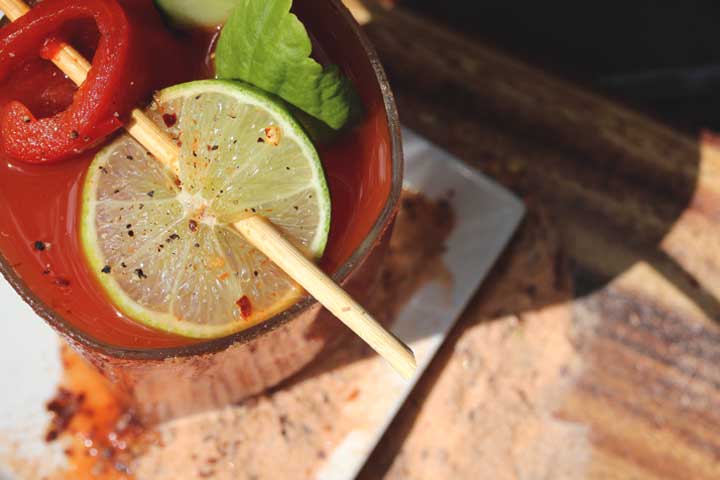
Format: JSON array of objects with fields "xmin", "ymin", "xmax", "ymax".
[{"xmin": 0, "ymin": 0, "xmax": 404, "ymax": 361}]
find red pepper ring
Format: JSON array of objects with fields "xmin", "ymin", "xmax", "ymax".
[{"xmin": 0, "ymin": 0, "xmax": 139, "ymax": 164}]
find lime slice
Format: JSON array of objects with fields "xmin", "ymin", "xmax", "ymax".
[{"xmin": 80, "ymin": 80, "xmax": 331, "ymax": 339}]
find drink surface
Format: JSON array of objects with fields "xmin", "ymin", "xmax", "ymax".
[{"xmin": 0, "ymin": 14, "xmax": 392, "ymax": 348}]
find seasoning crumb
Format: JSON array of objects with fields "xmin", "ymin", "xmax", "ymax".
[
  {"xmin": 134, "ymin": 269, "xmax": 147, "ymax": 279},
  {"xmin": 264, "ymin": 125, "xmax": 282, "ymax": 146},
  {"xmin": 70, "ymin": 130, "xmax": 79, "ymax": 139},
  {"xmin": 33, "ymin": 240, "xmax": 47, "ymax": 251},
  {"xmin": 101, "ymin": 265, "xmax": 112, "ymax": 274},
  {"xmin": 45, "ymin": 388, "xmax": 85, "ymax": 443},
  {"xmin": 189, "ymin": 219, "xmax": 199, "ymax": 232},
  {"xmin": 146, "ymin": 190, "xmax": 155, "ymax": 198}
]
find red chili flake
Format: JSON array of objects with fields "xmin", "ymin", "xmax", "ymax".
[
  {"xmin": 236, "ymin": 296, "xmax": 252, "ymax": 319},
  {"xmin": 188, "ymin": 219, "xmax": 198, "ymax": 232},
  {"xmin": 162, "ymin": 113, "xmax": 177, "ymax": 128}
]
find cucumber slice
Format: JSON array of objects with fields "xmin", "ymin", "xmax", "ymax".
[{"xmin": 155, "ymin": 0, "xmax": 240, "ymax": 28}]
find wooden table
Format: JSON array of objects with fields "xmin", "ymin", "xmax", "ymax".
[{"xmin": 353, "ymin": 4, "xmax": 720, "ymax": 479}]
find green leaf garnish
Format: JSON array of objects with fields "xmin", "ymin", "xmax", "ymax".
[{"xmin": 215, "ymin": 0, "xmax": 361, "ymax": 131}]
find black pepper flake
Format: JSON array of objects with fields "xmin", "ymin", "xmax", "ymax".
[
  {"xmin": 253, "ymin": 270, "xmax": 258, "ymax": 277},
  {"xmin": 99, "ymin": 166, "xmax": 109, "ymax": 174},
  {"xmin": 251, "ymin": 208, "xmax": 256, "ymax": 213},
  {"xmin": 70, "ymin": 130, "xmax": 79, "ymax": 139},
  {"xmin": 121, "ymin": 262, "xmax": 127, "ymax": 268},
  {"xmin": 194, "ymin": 243, "xmax": 200, "ymax": 248},
  {"xmin": 195, "ymin": 94, "xmax": 201, "ymax": 100},
  {"xmin": 192, "ymin": 150, "xmax": 198, "ymax": 157},
  {"xmin": 113, "ymin": 189, "xmax": 120, "ymax": 194},
  {"xmin": 101, "ymin": 265, "xmax": 112, "ymax": 274},
  {"xmin": 22, "ymin": 115, "xmax": 31, "ymax": 123},
  {"xmin": 146, "ymin": 191, "xmax": 155, "ymax": 198},
  {"xmin": 257, "ymin": 137, "xmax": 265, "ymax": 143},
  {"xmin": 207, "ymin": 144, "xmax": 218, "ymax": 151},
  {"xmin": 134, "ymin": 269, "xmax": 147, "ymax": 279},
  {"xmin": 127, "ymin": 230, "xmax": 135, "ymax": 237},
  {"xmin": 188, "ymin": 219, "xmax": 198, "ymax": 232},
  {"xmin": 125, "ymin": 224, "xmax": 132, "ymax": 229},
  {"xmin": 33, "ymin": 241, "xmax": 46, "ymax": 251},
  {"xmin": 126, "ymin": 155, "xmax": 134, "ymax": 160}
]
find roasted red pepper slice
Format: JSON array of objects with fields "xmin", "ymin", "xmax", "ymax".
[{"xmin": 0, "ymin": 0, "xmax": 146, "ymax": 163}]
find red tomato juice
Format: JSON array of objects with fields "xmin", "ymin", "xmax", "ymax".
[{"xmin": 0, "ymin": 12, "xmax": 392, "ymax": 348}]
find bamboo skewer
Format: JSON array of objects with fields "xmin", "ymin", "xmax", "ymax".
[{"xmin": 0, "ymin": 0, "xmax": 416, "ymax": 378}]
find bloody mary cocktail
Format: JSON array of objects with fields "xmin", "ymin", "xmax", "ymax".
[{"xmin": 0, "ymin": 0, "xmax": 401, "ymax": 421}]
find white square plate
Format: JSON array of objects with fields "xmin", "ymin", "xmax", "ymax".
[{"xmin": 0, "ymin": 128, "xmax": 525, "ymax": 479}]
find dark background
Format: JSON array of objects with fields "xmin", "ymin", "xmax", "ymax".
[{"xmin": 403, "ymin": 0, "xmax": 720, "ymax": 133}]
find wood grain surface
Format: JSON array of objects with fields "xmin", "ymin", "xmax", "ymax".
[{"xmin": 354, "ymin": 3, "xmax": 720, "ymax": 478}]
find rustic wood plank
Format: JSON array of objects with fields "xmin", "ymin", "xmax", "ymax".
[{"xmin": 359, "ymin": 4, "xmax": 720, "ymax": 478}]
